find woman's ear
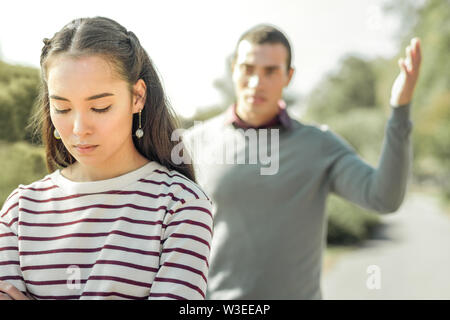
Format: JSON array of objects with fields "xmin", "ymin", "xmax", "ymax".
[{"xmin": 132, "ymin": 79, "xmax": 147, "ymax": 113}]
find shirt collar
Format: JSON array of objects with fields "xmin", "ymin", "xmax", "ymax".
[{"xmin": 225, "ymin": 100, "xmax": 293, "ymax": 129}]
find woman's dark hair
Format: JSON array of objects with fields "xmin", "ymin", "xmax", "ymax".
[{"xmin": 33, "ymin": 16, "xmax": 195, "ymax": 181}]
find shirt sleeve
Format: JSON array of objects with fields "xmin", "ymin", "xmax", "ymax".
[
  {"xmin": 148, "ymin": 198, "xmax": 213, "ymax": 300},
  {"xmin": 0, "ymin": 188, "xmax": 27, "ymax": 293},
  {"xmin": 328, "ymin": 105, "xmax": 413, "ymax": 213}
]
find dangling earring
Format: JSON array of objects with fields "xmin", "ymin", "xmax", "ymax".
[
  {"xmin": 54, "ymin": 128, "xmax": 61, "ymax": 140},
  {"xmin": 135, "ymin": 109, "xmax": 144, "ymax": 139}
]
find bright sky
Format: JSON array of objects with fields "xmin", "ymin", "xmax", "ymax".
[{"xmin": 0, "ymin": 0, "xmax": 401, "ymax": 118}]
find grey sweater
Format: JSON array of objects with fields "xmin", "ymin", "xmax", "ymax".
[{"xmin": 183, "ymin": 105, "xmax": 412, "ymax": 299}]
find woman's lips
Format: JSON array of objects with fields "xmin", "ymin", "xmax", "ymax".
[{"xmin": 73, "ymin": 145, "xmax": 98, "ymax": 154}]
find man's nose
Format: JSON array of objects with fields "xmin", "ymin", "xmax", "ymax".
[{"xmin": 247, "ymin": 74, "xmax": 260, "ymax": 89}]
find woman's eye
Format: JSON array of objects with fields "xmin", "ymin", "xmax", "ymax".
[
  {"xmin": 92, "ymin": 106, "xmax": 111, "ymax": 113},
  {"xmin": 54, "ymin": 107, "xmax": 70, "ymax": 114}
]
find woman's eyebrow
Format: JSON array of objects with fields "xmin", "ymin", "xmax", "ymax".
[
  {"xmin": 85, "ymin": 93, "xmax": 114, "ymax": 101},
  {"xmin": 49, "ymin": 93, "xmax": 114, "ymax": 102}
]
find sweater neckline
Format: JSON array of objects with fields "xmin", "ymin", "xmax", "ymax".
[{"xmin": 50, "ymin": 161, "xmax": 160, "ymax": 194}]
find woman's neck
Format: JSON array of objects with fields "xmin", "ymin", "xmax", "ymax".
[{"xmin": 61, "ymin": 150, "xmax": 149, "ymax": 182}]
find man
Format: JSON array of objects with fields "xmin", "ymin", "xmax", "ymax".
[{"xmin": 183, "ymin": 24, "xmax": 421, "ymax": 299}]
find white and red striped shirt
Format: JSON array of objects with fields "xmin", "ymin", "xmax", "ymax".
[{"xmin": 0, "ymin": 161, "xmax": 213, "ymax": 300}]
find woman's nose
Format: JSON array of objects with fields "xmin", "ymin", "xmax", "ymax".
[{"xmin": 72, "ymin": 113, "xmax": 92, "ymax": 137}]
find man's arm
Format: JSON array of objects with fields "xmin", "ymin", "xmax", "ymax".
[
  {"xmin": 328, "ymin": 38, "xmax": 421, "ymax": 213},
  {"xmin": 328, "ymin": 105, "xmax": 412, "ymax": 212}
]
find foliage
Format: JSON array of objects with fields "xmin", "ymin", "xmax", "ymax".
[
  {"xmin": 306, "ymin": 56, "xmax": 378, "ymax": 119},
  {"xmin": 0, "ymin": 141, "xmax": 47, "ymax": 204},
  {"xmin": 0, "ymin": 60, "xmax": 40, "ymax": 143},
  {"xmin": 326, "ymin": 195, "xmax": 381, "ymax": 245},
  {"xmin": 414, "ymin": 91, "xmax": 450, "ymax": 200}
]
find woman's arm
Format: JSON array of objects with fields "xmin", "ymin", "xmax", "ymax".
[
  {"xmin": 1, "ymin": 189, "xmax": 29, "ymax": 298},
  {"xmin": 0, "ymin": 281, "xmax": 30, "ymax": 300},
  {"xmin": 148, "ymin": 198, "xmax": 213, "ymax": 300}
]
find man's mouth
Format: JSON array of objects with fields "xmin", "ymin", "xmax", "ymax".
[{"xmin": 246, "ymin": 95, "xmax": 266, "ymax": 104}]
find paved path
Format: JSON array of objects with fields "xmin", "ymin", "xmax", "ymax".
[{"xmin": 322, "ymin": 192, "xmax": 450, "ymax": 299}]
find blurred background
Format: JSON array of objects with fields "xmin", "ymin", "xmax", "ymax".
[{"xmin": 0, "ymin": 0, "xmax": 449, "ymax": 299}]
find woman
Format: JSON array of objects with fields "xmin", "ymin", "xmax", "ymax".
[{"xmin": 0, "ymin": 17, "xmax": 212, "ymax": 300}]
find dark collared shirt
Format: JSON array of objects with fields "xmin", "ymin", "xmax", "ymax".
[{"xmin": 225, "ymin": 100, "xmax": 292, "ymax": 129}]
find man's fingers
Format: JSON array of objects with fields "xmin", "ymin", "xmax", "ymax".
[
  {"xmin": 0, "ymin": 281, "xmax": 28, "ymax": 300},
  {"xmin": 398, "ymin": 58, "xmax": 407, "ymax": 74},
  {"xmin": 409, "ymin": 39, "xmax": 417, "ymax": 65},
  {"xmin": 412, "ymin": 37, "xmax": 422, "ymax": 68},
  {"xmin": 405, "ymin": 46, "xmax": 413, "ymax": 72}
]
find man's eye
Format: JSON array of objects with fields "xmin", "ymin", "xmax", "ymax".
[
  {"xmin": 92, "ymin": 106, "xmax": 111, "ymax": 113},
  {"xmin": 242, "ymin": 65, "xmax": 253, "ymax": 74}
]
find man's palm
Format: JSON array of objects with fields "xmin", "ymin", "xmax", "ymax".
[{"xmin": 390, "ymin": 38, "xmax": 422, "ymax": 106}]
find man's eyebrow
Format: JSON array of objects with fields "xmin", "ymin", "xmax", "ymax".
[
  {"xmin": 49, "ymin": 93, "xmax": 114, "ymax": 102},
  {"xmin": 265, "ymin": 65, "xmax": 281, "ymax": 70}
]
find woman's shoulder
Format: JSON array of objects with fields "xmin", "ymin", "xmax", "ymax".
[
  {"xmin": 2, "ymin": 173, "xmax": 57, "ymax": 205},
  {"xmin": 142, "ymin": 163, "xmax": 211, "ymax": 205},
  {"xmin": 0, "ymin": 173, "xmax": 56, "ymax": 220},
  {"xmin": 18, "ymin": 172, "xmax": 58, "ymax": 194}
]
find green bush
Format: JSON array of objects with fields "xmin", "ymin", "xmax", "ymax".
[
  {"xmin": 0, "ymin": 141, "xmax": 48, "ymax": 204},
  {"xmin": 314, "ymin": 109, "xmax": 386, "ymax": 165},
  {"xmin": 326, "ymin": 194, "xmax": 381, "ymax": 245},
  {"xmin": 412, "ymin": 91, "xmax": 450, "ymax": 204},
  {"xmin": 0, "ymin": 61, "xmax": 40, "ymax": 143}
]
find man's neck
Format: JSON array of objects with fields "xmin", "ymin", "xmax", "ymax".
[{"xmin": 235, "ymin": 104, "xmax": 279, "ymax": 128}]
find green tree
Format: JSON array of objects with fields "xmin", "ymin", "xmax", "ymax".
[
  {"xmin": 306, "ymin": 55, "xmax": 378, "ymax": 119},
  {"xmin": 0, "ymin": 60, "xmax": 40, "ymax": 143}
]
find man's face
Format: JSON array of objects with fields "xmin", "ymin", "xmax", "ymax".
[{"xmin": 232, "ymin": 40, "xmax": 294, "ymax": 121}]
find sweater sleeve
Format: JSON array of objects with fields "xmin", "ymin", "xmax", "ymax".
[
  {"xmin": 0, "ymin": 188, "xmax": 27, "ymax": 293},
  {"xmin": 328, "ymin": 105, "xmax": 413, "ymax": 213},
  {"xmin": 148, "ymin": 198, "xmax": 213, "ymax": 300}
]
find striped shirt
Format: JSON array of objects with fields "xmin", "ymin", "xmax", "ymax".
[{"xmin": 0, "ymin": 161, "xmax": 213, "ymax": 300}]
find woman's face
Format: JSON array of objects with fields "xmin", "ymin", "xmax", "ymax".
[{"xmin": 47, "ymin": 55, "xmax": 143, "ymax": 168}]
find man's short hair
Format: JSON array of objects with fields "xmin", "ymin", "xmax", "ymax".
[{"xmin": 233, "ymin": 24, "xmax": 293, "ymax": 71}]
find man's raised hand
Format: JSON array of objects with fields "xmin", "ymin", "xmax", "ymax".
[{"xmin": 390, "ymin": 37, "xmax": 422, "ymax": 107}]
